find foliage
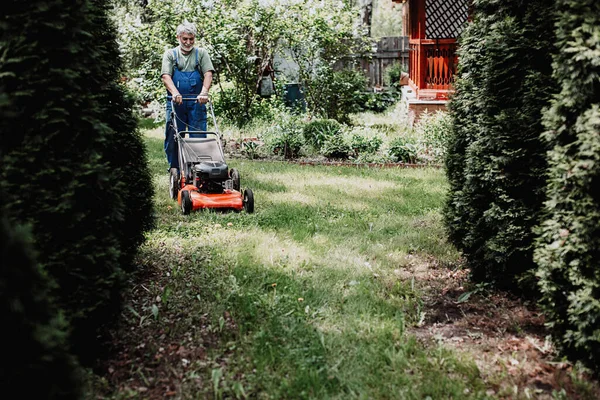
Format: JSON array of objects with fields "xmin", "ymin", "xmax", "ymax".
[
  {"xmin": 241, "ymin": 140, "xmax": 261, "ymax": 160},
  {"xmin": 112, "ymin": 0, "xmax": 369, "ymax": 126},
  {"xmin": 384, "ymin": 62, "xmax": 405, "ymax": 90},
  {"xmin": 0, "ymin": 0, "xmax": 154, "ymax": 364},
  {"xmin": 388, "ymin": 136, "xmax": 419, "ymax": 164},
  {"xmin": 321, "ymin": 132, "xmax": 352, "ymax": 159},
  {"xmin": 263, "ymin": 113, "xmax": 305, "ymax": 159},
  {"xmin": 308, "ymin": 68, "xmax": 370, "ymax": 124},
  {"xmin": 443, "ymin": 0, "xmax": 557, "ymax": 289},
  {"xmin": 370, "ymin": 0, "xmax": 405, "ymax": 38},
  {"xmin": 350, "ymin": 132, "xmax": 382, "ymax": 157},
  {"xmin": 0, "ymin": 213, "xmax": 83, "ymax": 399},
  {"xmin": 414, "ymin": 110, "xmax": 452, "ymax": 164},
  {"xmin": 302, "ymin": 118, "xmax": 342, "ymax": 150},
  {"xmin": 360, "ymin": 90, "xmax": 401, "ymax": 113},
  {"xmin": 278, "ymin": 3, "xmax": 371, "ymax": 122},
  {"xmin": 534, "ymin": 0, "xmax": 600, "ymax": 372},
  {"xmin": 214, "ymin": 86, "xmax": 286, "ymax": 127}
]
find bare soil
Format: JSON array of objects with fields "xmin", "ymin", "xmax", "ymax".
[{"xmin": 408, "ymin": 258, "xmax": 600, "ymax": 399}]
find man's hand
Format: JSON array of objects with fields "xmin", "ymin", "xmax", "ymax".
[
  {"xmin": 173, "ymin": 93, "xmax": 183, "ymax": 105},
  {"xmin": 197, "ymin": 92, "xmax": 209, "ymax": 104}
]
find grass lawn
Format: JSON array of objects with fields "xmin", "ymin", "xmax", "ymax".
[{"xmin": 89, "ymin": 130, "xmax": 598, "ymax": 399}]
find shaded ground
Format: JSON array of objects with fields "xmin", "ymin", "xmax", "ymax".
[
  {"xmin": 93, "ymin": 251, "xmax": 600, "ymax": 400},
  {"xmin": 405, "ymin": 258, "xmax": 600, "ymax": 400},
  {"xmin": 90, "ymin": 244, "xmax": 235, "ymax": 399}
]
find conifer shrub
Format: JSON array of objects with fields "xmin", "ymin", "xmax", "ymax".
[
  {"xmin": 534, "ymin": 0, "xmax": 600, "ymax": 371},
  {"xmin": 0, "ymin": 0, "xmax": 153, "ymax": 363},
  {"xmin": 444, "ymin": 0, "xmax": 557, "ymax": 289},
  {"xmin": 1, "ymin": 211, "xmax": 82, "ymax": 399}
]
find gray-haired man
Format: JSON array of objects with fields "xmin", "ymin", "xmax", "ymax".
[{"xmin": 161, "ymin": 21, "xmax": 215, "ymax": 172}]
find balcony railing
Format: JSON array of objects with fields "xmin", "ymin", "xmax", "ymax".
[{"xmin": 409, "ymin": 39, "xmax": 457, "ymax": 100}]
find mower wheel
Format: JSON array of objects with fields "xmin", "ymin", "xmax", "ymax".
[
  {"xmin": 181, "ymin": 190, "xmax": 192, "ymax": 215},
  {"xmin": 243, "ymin": 188, "xmax": 254, "ymax": 213},
  {"xmin": 230, "ymin": 168, "xmax": 240, "ymax": 191},
  {"xmin": 169, "ymin": 168, "xmax": 179, "ymax": 200}
]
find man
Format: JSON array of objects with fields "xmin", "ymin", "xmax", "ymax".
[{"xmin": 161, "ymin": 21, "xmax": 215, "ymax": 173}]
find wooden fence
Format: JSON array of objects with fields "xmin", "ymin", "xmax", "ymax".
[{"xmin": 337, "ymin": 36, "xmax": 410, "ymax": 89}]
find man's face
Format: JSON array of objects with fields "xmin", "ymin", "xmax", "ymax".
[{"xmin": 177, "ymin": 33, "xmax": 195, "ymax": 52}]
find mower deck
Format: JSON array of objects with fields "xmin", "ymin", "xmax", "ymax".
[{"xmin": 177, "ymin": 184, "xmax": 243, "ymax": 212}]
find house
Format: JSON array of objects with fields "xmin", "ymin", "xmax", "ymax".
[{"xmin": 391, "ymin": 0, "xmax": 469, "ymax": 123}]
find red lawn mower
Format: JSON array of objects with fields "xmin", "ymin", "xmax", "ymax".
[{"xmin": 168, "ymin": 98, "xmax": 254, "ymax": 215}]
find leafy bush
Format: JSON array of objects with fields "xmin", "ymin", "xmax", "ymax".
[
  {"xmin": 414, "ymin": 111, "xmax": 452, "ymax": 164},
  {"xmin": 443, "ymin": 0, "xmax": 557, "ymax": 289},
  {"xmin": 264, "ymin": 114, "xmax": 305, "ymax": 159},
  {"xmin": 214, "ymin": 87, "xmax": 287, "ymax": 127},
  {"xmin": 303, "ymin": 119, "xmax": 342, "ymax": 151},
  {"xmin": 310, "ymin": 68, "xmax": 368, "ymax": 124},
  {"xmin": 534, "ymin": 0, "xmax": 600, "ymax": 372},
  {"xmin": 384, "ymin": 62, "xmax": 405, "ymax": 90},
  {"xmin": 113, "ymin": 0, "xmax": 369, "ymax": 127},
  {"xmin": 388, "ymin": 136, "xmax": 419, "ymax": 164},
  {"xmin": 1, "ymin": 213, "xmax": 82, "ymax": 399},
  {"xmin": 350, "ymin": 133, "xmax": 383, "ymax": 157},
  {"xmin": 360, "ymin": 91, "xmax": 400, "ymax": 113},
  {"xmin": 0, "ymin": 0, "xmax": 154, "ymax": 363},
  {"xmin": 321, "ymin": 133, "xmax": 352, "ymax": 160},
  {"xmin": 241, "ymin": 140, "xmax": 261, "ymax": 160}
]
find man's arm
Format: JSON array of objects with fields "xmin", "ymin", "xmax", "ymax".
[
  {"xmin": 197, "ymin": 71, "xmax": 213, "ymax": 104},
  {"xmin": 162, "ymin": 74, "xmax": 182, "ymax": 105}
]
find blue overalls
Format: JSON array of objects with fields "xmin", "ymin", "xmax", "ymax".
[{"xmin": 164, "ymin": 48, "xmax": 208, "ymax": 171}]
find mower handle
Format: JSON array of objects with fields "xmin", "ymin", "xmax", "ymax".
[{"xmin": 167, "ymin": 95, "xmax": 210, "ymax": 102}]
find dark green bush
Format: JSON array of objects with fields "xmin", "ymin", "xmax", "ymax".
[
  {"xmin": 359, "ymin": 91, "xmax": 400, "ymax": 113},
  {"xmin": 321, "ymin": 134, "xmax": 352, "ymax": 159},
  {"xmin": 388, "ymin": 136, "xmax": 418, "ymax": 163},
  {"xmin": 309, "ymin": 68, "xmax": 367, "ymax": 124},
  {"xmin": 214, "ymin": 87, "xmax": 287, "ymax": 127},
  {"xmin": 350, "ymin": 134, "xmax": 382, "ymax": 157},
  {"xmin": 303, "ymin": 119, "xmax": 342, "ymax": 150},
  {"xmin": 0, "ymin": 0, "xmax": 154, "ymax": 363},
  {"xmin": 264, "ymin": 115, "xmax": 305, "ymax": 159},
  {"xmin": 384, "ymin": 62, "xmax": 404, "ymax": 90},
  {"xmin": 534, "ymin": 0, "xmax": 600, "ymax": 372},
  {"xmin": 1, "ymin": 213, "xmax": 82, "ymax": 399},
  {"xmin": 443, "ymin": 0, "xmax": 557, "ymax": 289}
]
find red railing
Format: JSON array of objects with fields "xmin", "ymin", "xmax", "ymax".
[{"xmin": 409, "ymin": 39, "xmax": 457, "ymax": 100}]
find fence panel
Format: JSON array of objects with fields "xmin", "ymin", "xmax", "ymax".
[{"xmin": 337, "ymin": 36, "xmax": 409, "ymax": 89}]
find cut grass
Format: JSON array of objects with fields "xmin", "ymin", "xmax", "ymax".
[{"xmin": 90, "ymin": 133, "xmax": 493, "ymax": 399}]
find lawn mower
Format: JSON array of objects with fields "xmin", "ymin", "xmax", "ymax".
[{"xmin": 168, "ymin": 97, "xmax": 254, "ymax": 215}]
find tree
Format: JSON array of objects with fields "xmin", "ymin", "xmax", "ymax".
[
  {"xmin": 0, "ymin": 0, "xmax": 154, "ymax": 364},
  {"xmin": 444, "ymin": 0, "xmax": 557, "ymax": 289},
  {"xmin": 0, "ymin": 211, "xmax": 82, "ymax": 399},
  {"xmin": 534, "ymin": 0, "xmax": 600, "ymax": 371}
]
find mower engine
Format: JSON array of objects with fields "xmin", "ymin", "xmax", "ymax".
[{"xmin": 192, "ymin": 162, "xmax": 231, "ymax": 193}]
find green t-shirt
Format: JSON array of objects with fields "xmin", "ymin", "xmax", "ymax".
[{"xmin": 161, "ymin": 46, "xmax": 215, "ymax": 77}]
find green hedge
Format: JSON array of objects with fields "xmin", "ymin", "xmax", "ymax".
[
  {"xmin": 0, "ymin": 0, "xmax": 154, "ymax": 364},
  {"xmin": 534, "ymin": 0, "xmax": 600, "ymax": 371},
  {"xmin": 1, "ymin": 211, "xmax": 82, "ymax": 399},
  {"xmin": 444, "ymin": 0, "xmax": 557, "ymax": 289}
]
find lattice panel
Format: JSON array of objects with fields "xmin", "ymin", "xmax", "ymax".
[{"xmin": 425, "ymin": 0, "xmax": 468, "ymax": 39}]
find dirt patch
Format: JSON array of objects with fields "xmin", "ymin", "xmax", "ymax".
[{"xmin": 409, "ymin": 258, "xmax": 600, "ymax": 399}]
